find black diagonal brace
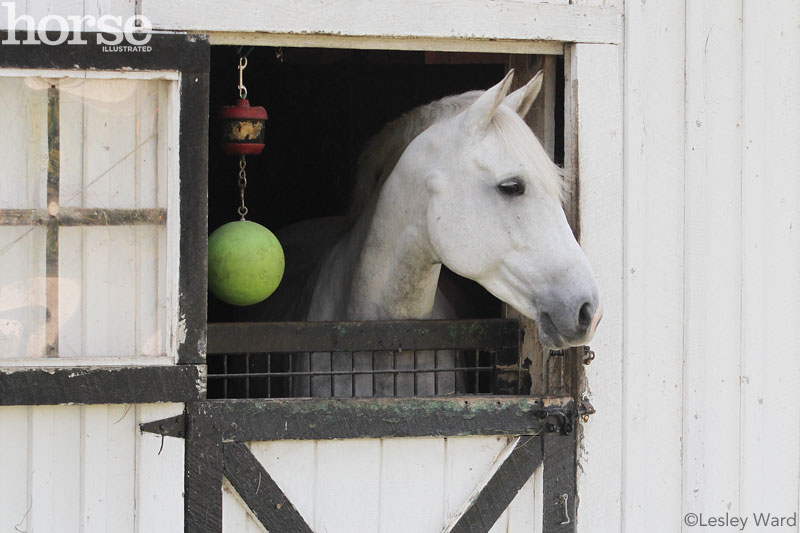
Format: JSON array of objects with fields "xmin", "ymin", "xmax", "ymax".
[
  {"xmin": 447, "ymin": 435, "xmax": 544, "ymax": 533},
  {"xmin": 223, "ymin": 442, "xmax": 314, "ymax": 532}
]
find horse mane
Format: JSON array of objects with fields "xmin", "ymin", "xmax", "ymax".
[
  {"xmin": 346, "ymin": 90, "xmax": 483, "ymax": 222},
  {"xmin": 346, "ymin": 89, "xmax": 565, "ymax": 223}
]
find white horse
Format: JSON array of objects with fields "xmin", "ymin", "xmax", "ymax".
[{"xmin": 259, "ymin": 70, "xmax": 602, "ymax": 396}]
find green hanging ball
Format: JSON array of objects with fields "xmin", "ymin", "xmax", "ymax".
[{"xmin": 208, "ymin": 220, "xmax": 285, "ymax": 306}]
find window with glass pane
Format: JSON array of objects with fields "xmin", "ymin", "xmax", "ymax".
[{"xmin": 0, "ymin": 72, "xmax": 179, "ymax": 363}]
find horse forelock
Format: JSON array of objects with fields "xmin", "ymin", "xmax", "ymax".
[{"xmin": 489, "ymin": 106, "xmax": 567, "ymax": 203}]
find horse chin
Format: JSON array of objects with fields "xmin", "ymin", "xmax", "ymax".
[
  {"xmin": 536, "ymin": 312, "xmax": 568, "ymax": 349},
  {"xmin": 536, "ymin": 310, "xmax": 599, "ymax": 350}
]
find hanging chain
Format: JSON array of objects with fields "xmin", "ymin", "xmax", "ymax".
[
  {"xmin": 238, "ymin": 56, "xmax": 248, "ymax": 100},
  {"xmin": 238, "ymin": 155, "xmax": 248, "ymax": 220}
]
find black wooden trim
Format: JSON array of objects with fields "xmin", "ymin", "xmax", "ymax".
[
  {"xmin": 185, "ymin": 435, "xmax": 223, "ymax": 533},
  {"xmin": 45, "ymin": 85, "xmax": 59, "ymax": 357},
  {"xmin": 542, "ymin": 431, "xmax": 577, "ymax": 533},
  {"xmin": 449, "ymin": 435, "xmax": 544, "ymax": 533},
  {"xmin": 176, "ymin": 35, "xmax": 210, "ymax": 365},
  {"xmin": 0, "ymin": 207, "xmax": 167, "ymax": 226},
  {"xmin": 181, "ymin": 396, "xmax": 563, "ymax": 441},
  {"xmin": 207, "ymin": 319, "xmax": 521, "ymax": 354},
  {"xmin": 223, "ymin": 443, "xmax": 314, "ymax": 532},
  {"xmin": 0, "ymin": 31, "xmax": 207, "ymax": 72},
  {"xmin": 0, "ymin": 365, "xmax": 205, "ymax": 405}
]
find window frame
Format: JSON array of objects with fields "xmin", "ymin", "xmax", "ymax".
[{"xmin": 0, "ymin": 32, "xmax": 209, "ymax": 405}]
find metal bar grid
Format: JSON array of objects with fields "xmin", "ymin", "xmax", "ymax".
[
  {"xmin": 206, "ymin": 319, "xmax": 523, "ymax": 399},
  {"xmin": 208, "ymin": 348, "xmax": 514, "ymax": 399}
]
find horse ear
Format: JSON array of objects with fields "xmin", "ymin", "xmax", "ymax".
[
  {"xmin": 504, "ymin": 70, "xmax": 543, "ymax": 118},
  {"xmin": 463, "ymin": 69, "xmax": 515, "ymax": 132}
]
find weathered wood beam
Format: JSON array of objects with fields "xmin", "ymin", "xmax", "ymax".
[
  {"xmin": 542, "ymin": 431, "xmax": 576, "ymax": 533},
  {"xmin": 0, "ymin": 365, "xmax": 205, "ymax": 405},
  {"xmin": 182, "ymin": 396, "xmax": 569, "ymax": 441},
  {"xmin": 185, "ymin": 436, "xmax": 223, "ymax": 533},
  {"xmin": 0, "ymin": 207, "xmax": 168, "ymax": 226},
  {"xmin": 207, "ymin": 319, "xmax": 520, "ymax": 354}
]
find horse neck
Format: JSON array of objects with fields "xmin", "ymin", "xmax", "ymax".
[{"xmin": 335, "ymin": 161, "xmax": 442, "ymax": 320}]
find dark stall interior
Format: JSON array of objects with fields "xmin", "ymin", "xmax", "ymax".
[{"xmin": 206, "ymin": 46, "xmax": 545, "ymax": 324}]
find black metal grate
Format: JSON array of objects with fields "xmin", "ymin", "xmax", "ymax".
[{"xmin": 206, "ymin": 319, "xmax": 526, "ymax": 399}]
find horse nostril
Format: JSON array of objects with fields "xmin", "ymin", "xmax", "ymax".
[{"xmin": 578, "ymin": 302, "xmax": 593, "ymax": 330}]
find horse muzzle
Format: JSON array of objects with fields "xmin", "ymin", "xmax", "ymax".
[{"xmin": 537, "ymin": 298, "xmax": 603, "ymax": 349}]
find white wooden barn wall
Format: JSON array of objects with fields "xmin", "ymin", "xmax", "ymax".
[
  {"xmin": 0, "ymin": 403, "xmax": 184, "ymax": 533},
  {"xmin": 2, "ymin": 0, "xmax": 799, "ymax": 532},
  {"xmin": 581, "ymin": 1, "xmax": 800, "ymax": 532}
]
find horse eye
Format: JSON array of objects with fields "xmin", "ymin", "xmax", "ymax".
[{"xmin": 497, "ymin": 178, "xmax": 526, "ymax": 196}]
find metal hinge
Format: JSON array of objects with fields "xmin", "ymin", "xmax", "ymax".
[{"xmin": 139, "ymin": 414, "xmax": 186, "ymax": 438}]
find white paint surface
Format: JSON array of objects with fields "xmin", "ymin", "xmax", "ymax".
[
  {"xmin": 242, "ymin": 436, "xmax": 541, "ymax": 533},
  {"xmin": 1, "ymin": 1, "xmax": 798, "ymax": 531},
  {"xmin": 570, "ymin": 41, "xmax": 623, "ymax": 533},
  {"xmin": 577, "ymin": 1, "xmax": 800, "ymax": 531},
  {"xmin": 0, "ymin": 403, "xmax": 184, "ymax": 533},
  {"xmin": 142, "ymin": 1, "xmax": 621, "ymax": 45}
]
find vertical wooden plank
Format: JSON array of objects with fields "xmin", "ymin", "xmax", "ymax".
[
  {"xmin": 313, "ymin": 440, "xmax": 380, "ymax": 531},
  {"xmin": 503, "ymin": 469, "xmax": 542, "ymax": 533},
  {"xmin": 59, "ymin": 78, "xmax": 86, "ymax": 211},
  {"xmin": 740, "ymin": 0, "xmax": 800, "ymax": 519},
  {"xmin": 82, "ymin": 227, "xmax": 137, "ymax": 356},
  {"xmin": 682, "ymin": 1, "xmax": 743, "ymax": 525},
  {"xmin": 0, "ymin": 76, "xmax": 26, "ymax": 206},
  {"xmin": 29, "ymin": 405, "xmax": 82, "ymax": 533},
  {"xmin": 76, "ymin": 78, "xmax": 138, "ymax": 209},
  {"xmin": 134, "ymin": 79, "xmax": 161, "ymax": 209},
  {"xmin": 133, "ymin": 80, "xmax": 161, "ymax": 357},
  {"xmin": 135, "ymin": 403, "xmax": 184, "ymax": 533},
  {"xmin": 542, "ymin": 433, "xmax": 575, "ymax": 533},
  {"xmin": 0, "ymin": 76, "xmax": 46, "ymax": 209},
  {"xmin": 621, "ymin": 1, "xmax": 686, "ymax": 531},
  {"xmin": 248, "ymin": 440, "xmax": 317, "ymax": 527},
  {"xmin": 58, "ymin": 227, "xmax": 84, "ymax": 357},
  {"xmin": 380, "ymin": 438, "xmax": 446, "ymax": 532},
  {"xmin": 0, "ymin": 406, "xmax": 31, "ymax": 532},
  {"xmin": 81, "ymin": 405, "xmax": 136, "ymax": 533},
  {"xmin": 0, "ymin": 227, "xmax": 47, "ymax": 359},
  {"xmin": 569, "ymin": 43, "xmax": 623, "ymax": 532},
  {"xmin": 135, "ymin": 225, "xmax": 163, "ymax": 356},
  {"xmin": 0, "ymin": 75, "xmax": 48, "ymax": 359}
]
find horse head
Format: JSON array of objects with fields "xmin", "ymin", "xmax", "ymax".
[{"xmin": 414, "ymin": 71, "xmax": 602, "ymax": 349}]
